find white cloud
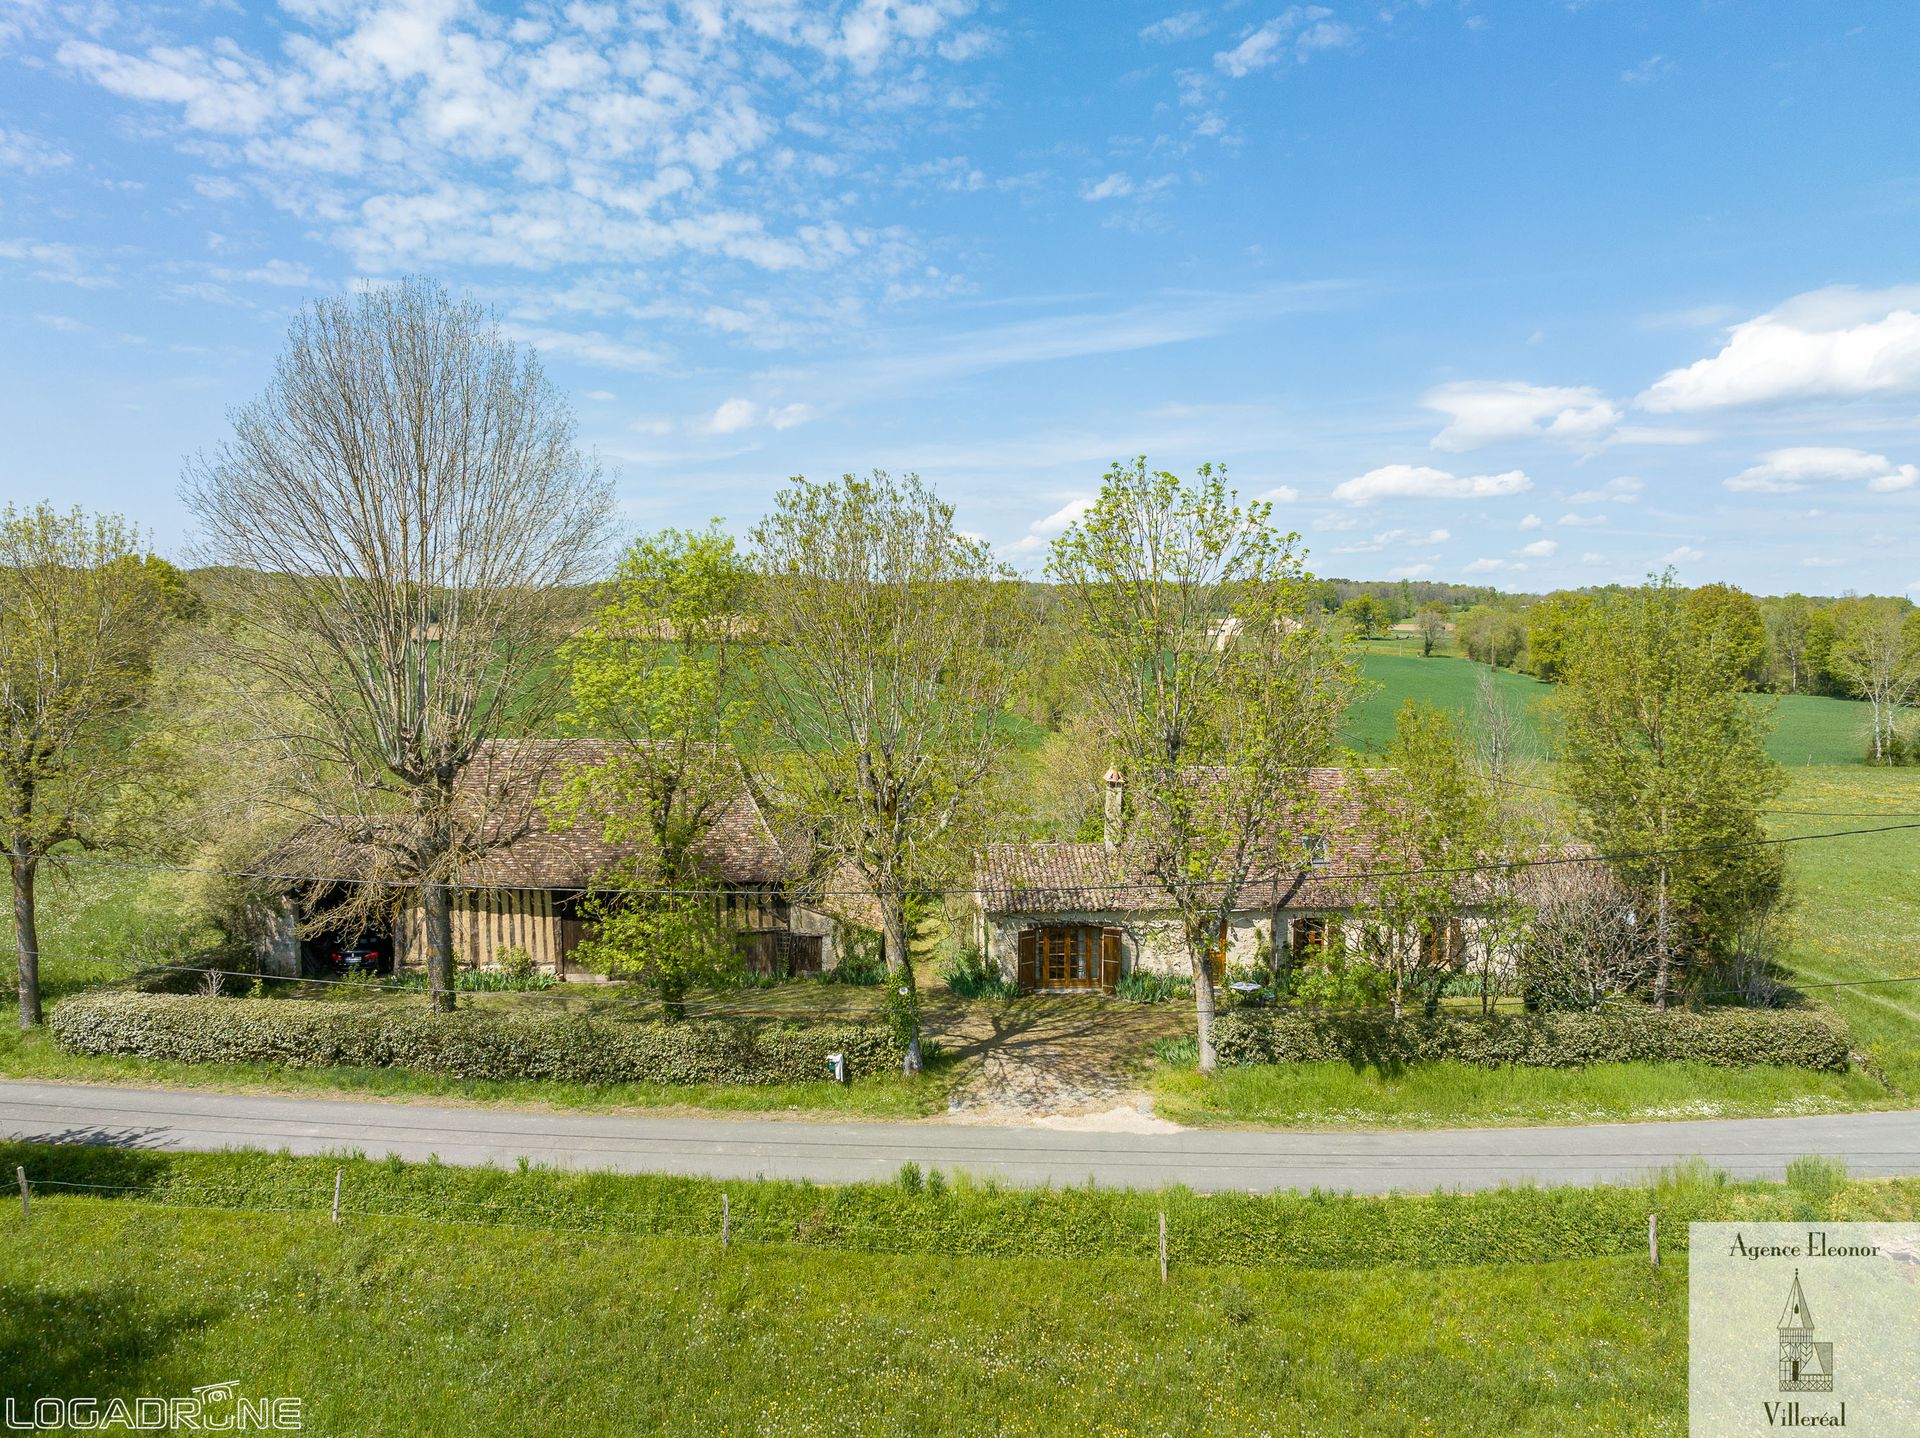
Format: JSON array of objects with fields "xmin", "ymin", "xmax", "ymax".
[
  {"xmin": 1568, "ymin": 476, "xmax": 1644, "ymax": 503},
  {"xmin": 0, "ymin": 238, "xmax": 113, "ymax": 288},
  {"xmin": 1081, "ymin": 173, "xmax": 1134, "ymax": 202},
  {"xmin": 1140, "ymin": 10, "xmax": 1208, "ymax": 43},
  {"xmin": 1578, "ymin": 551, "xmax": 1606, "ymax": 565},
  {"xmin": 503, "ymin": 325, "xmax": 666, "ymax": 372},
  {"xmin": 1724, "ymin": 446, "xmax": 1919, "ymax": 495},
  {"xmin": 1214, "ymin": 7, "xmax": 1354, "ymax": 77},
  {"xmin": 1620, "ymin": 55, "xmax": 1673, "ymax": 85},
  {"xmin": 1558, "ymin": 513, "xmax": 1606, "ymax": 527},
  {"xmin": 1005, "ymin": 496, "xmax": 1093, "ymax": 556},
  {"xmin": 1331, "ymin": 525, "xmax": 1448, "ymax": 555},
  {"xmin": 1516, "ymin": 539, "xmax": 1558, "ymax": 558},
  {"xmin": 1641, "ymin": 285, "xmax": 1920, "ymax": 411},
  {"xmin": 192, "ymin": 174, "xmax": 245, "ymax": 200},
  {"xmin": 0, "ymin": 127, "xmax": 71, "ymax": 172},
  {"xmin": 1462, "ymin": 557, "xmax": 1509, "ymax": 574},
  {"xmin": 48, "ymin": 0, "xmax": 987, "ymax": 350},
  {"xmin": 1332, "ymin": 464, "xmax": 1532, "ymax": 503},
  {"xmin": 1518, "ymin": 513, "xmax": 1543, "ymax": 530},
  {"xmin": 1662, "ymin": 545, "xmax": 1705, "ymax": 565},
  {"xmin": 1423, "ymin": 380, "xmax": 1621, "ymax": 452},
  {"xmin": 1389, "ymin": 563, "xmax": 1435, "ymax": 579},
  {"xmin": 1260, "ymin": 485, "xmax": 1301, "ymax": 503},
  {"xmin": 697, "ymin": 397, "xmax": 816, "ymax": 435}
]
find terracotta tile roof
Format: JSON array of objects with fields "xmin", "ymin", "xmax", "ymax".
[
  {"xmin": 975, "ymin": 766, "xmax": 1467, "ymax": 915},
  {"xmin": 264, "ymin": 739, "xmax": 791, "ymax": 891}
]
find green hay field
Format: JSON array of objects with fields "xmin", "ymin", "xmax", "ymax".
[{"xmin": 1341, "ymin": 645, "xmax": 1877, "ymax": 767}]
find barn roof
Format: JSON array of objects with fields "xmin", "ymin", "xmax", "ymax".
[{"xmin": 262, "ymin": 739, "xmax": 791, "ymax": 892}]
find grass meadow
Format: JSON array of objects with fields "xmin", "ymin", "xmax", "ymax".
[
  {"xmin": 0, "ymin": 1199, "xmax": 1686, "ymax": 1438},
  {"xmin": 5, "ymin": 1145, "xmax": 1914, "ymax": 1436},
  {"xmin": 1342, "ymin": 644, "xmax": 1877, "ymax": 767}
]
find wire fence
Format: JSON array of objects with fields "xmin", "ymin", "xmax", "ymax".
[{"xmin": 7, "ymin": 1166, "xmax": 1682, "ymax": 1276}]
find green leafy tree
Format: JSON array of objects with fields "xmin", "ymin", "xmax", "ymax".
[
  {"xmin": 1763, "ymin": 594, "xmax": 1816, "ymax": 694},
  {"xmin": 1415, "ymin": 600, "xmax": 1450, "ymax": 657},
  {"xmin": 1351, "ymin": 701, "xmax": 1514, "ymax": 1018},
  {"xmin": 1340, "ymin": 594, "xmax": 1389, "ymax": 640},
  {"xmin": 555, "ymin": 524, "xmax": 754, "ymax": 1016},
  {"xmin": 749, "ymin": 473, "xmax": 1033, "ymax": 1074},
  {"xmin": 1524, "ymin": 591, "xmax": 1600, "ymax": 683},
  {"xmin": 1049, "ymin": 459, "xmax": 1357, "ymax": 1070},
  {"xmin": 1, "ymin": 505, "xmax": 169, "ymax": 1026},
  {"xmin": 1457, "ymin": 604, "xmax": 1526, "ymax": 668},
  {"xmin": 569, "ymin": 884, "xmax": 740, "ymax": 1019},
  {"xmin": 1552, "ymin": 572, "xmax": 1785, "ymax": 1008},
  {"xmin": 1683, "ymin": 582, "xmax": 1768, "ymax": 689}
]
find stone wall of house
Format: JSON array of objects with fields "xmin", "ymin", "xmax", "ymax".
[
  {"xmin": 982, "ymin": 905, "xmax": 1518, "ymax": 989},
  {"xmin": 982, "ymin": 908, "xmax": 1269, "ymax": 984}
]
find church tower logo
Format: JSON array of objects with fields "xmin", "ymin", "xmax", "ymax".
[{"xmin": 1778, "ymin": 1269, "xmax": 1835, "ymax": 1393}]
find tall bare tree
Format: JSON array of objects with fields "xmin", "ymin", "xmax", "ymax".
[
  {"xmin": 748, "ymin": 472, "xmax": 1032, "ymax": 1073},
  {"xmin": 1048, "ymin": 460, "xmax": 1357, "ymax": 1070},
  {"xmin": 1, "ymin": 506, "xmax": 168, "ymax": 1026},
  {"xmin": 184, "ymin": 278, "xmax": 614, "ymax": 1010}
]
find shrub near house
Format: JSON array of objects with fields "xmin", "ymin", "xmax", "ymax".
[
  {"xmin": 51, "ymin": 992, "xmax": 903, "ymax": 1085},
  {"xmin": 1209, "ymin": 1006, "xmax": 1851, "ymax": 1073}
]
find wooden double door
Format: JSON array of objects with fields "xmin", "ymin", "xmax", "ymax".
[{"xmin": 1017, "ymin": 925, "xmax": 1122, "ymax": 992}]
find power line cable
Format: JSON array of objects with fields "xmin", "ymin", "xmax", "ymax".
[{"xmin": 25, "ymin": 817, "xmax": 1920, "ymax": 902}]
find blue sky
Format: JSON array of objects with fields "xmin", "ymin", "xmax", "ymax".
[{"xmin": 3, "ymin": 0, "xmax": 1919, "ymax": 595}]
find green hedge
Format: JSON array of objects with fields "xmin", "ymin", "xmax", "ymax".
[
  {"xmin": 1210, "ymin": 1006, "xmax": 1851, "ymax": 1073},
  {"xmin": 50, "ymin": 991, "xmax": 903, "ymax": 1085},
  {"xmin": 7, "ymin": 1142, "xmax": 1909, "ymax": 1272}
]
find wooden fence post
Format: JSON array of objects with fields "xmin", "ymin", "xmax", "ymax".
[
  {"xmin": 722, "ymin": 1194, "xmax": 731, "ymax": 1249},
  {"xmin": 1158, "ymin": 1211, "xmax": 1168, "ymax": 1284},
  {"xmin": 1648, "ymin": 1212, "xmax": 1658, "ymax": 1268},
  {"xmin": 15, "ymin": 1167, "xmax": 26, "ymax": 1219},
  {"xmin": 332, "ymin": 1169, "xmax": 343, "ymax": 1224}
]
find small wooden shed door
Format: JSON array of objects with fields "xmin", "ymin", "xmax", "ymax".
[
  {"xmin": 1016, "ymin": 927, "xmax": 1039, "ymax": 991},
  {"xmin": 1100, "ymin": 929, "xmax": 1122, "ymax": 991}
]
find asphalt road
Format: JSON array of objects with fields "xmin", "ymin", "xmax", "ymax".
[{"xmin": 5, "ymin": 1080, "xmax": 1919, "ymax": 1193}]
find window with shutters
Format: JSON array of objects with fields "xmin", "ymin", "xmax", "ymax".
[
  {"xmin": 1418, "ymin": 918, "xmax": 1467, "ymax": 968},
  {"xmin": 1015, "ymin": 924, "xmax": 1122, "ymax": 991},
  {"xmin": 1288, "ymin": 914, "xmax": 1329, "ymax": 960}
]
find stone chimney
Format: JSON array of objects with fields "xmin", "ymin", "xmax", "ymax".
[{"xmin": 1103, "ymin": 768, "xmax": 1125, "ymax": 850}]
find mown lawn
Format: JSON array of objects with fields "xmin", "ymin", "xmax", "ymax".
[{"xmin": 1149, "ymin": 1056, "xmax": 1893, "ymax": 1129}]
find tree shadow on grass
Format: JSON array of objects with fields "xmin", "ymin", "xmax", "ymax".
[{"xmin": 0, "ymin": 1279, "xmax": 219, "ymax": 1399}]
